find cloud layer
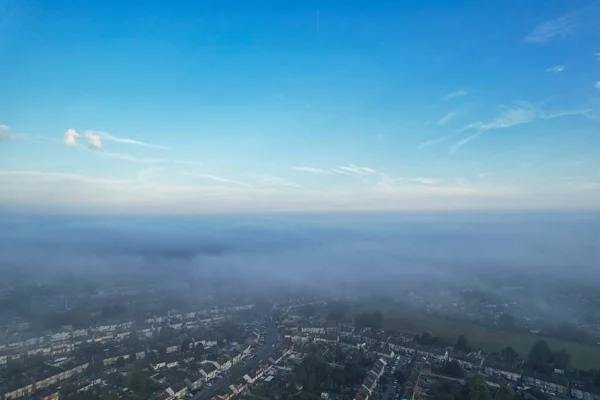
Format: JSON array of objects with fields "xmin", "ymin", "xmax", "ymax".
[{"xmin": 1, "ymin": 169, "xmax": 598, "ymax": 214}]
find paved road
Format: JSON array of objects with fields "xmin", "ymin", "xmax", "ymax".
[{"xmin": 192, "ymin": 317, "xmax": 280, "ymax": 400}]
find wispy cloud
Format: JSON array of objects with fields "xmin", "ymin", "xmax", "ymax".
[
  {"xmin": 450, "ymin": 132, "xmax": 483, "ymax": 154},
  {"xmin": 251, "ymin": 174, "xmax": 301, "ymax": 188},
  {"xmin": 524, "ymin": 11, "xmax": 580, "ymax": 44},
  {"xmin": 93, "ymin": 131, "xmax": 170, "ymax": 150},
  {"xmin": 437, "ymin": 110, "xmax": 459, "ymax": 126},
  {"xmin": 393, "ymin": 176, "xmax": 440, "ymax": 185},
  {"xmin": 0, "ymin": 125, "xmax": 19, "ymax": 141},
  {"xmin": 62, "ymin": 129, "xmax": 169, "ymax": 150},
  {"xmin": 97, "ymin": 151, "xmax": 169, "ymax": 164},
  {"xmin": 477, "ymin": 173, "xmax": 491, "ymax": 179},
  {"xmin": 524, "ymin": 3, "xmax": 599, "ymax": 44},
  {"xmin": 98, "ymin": 151, "xmax": 202, "ymax": 165},
  {"xmin": 292, "ymin": 166, "xmax": 332, "ymax": 174},
  {"xmin": 450, "ymin": 101, "xmax": 590, "ymax": 153},
  {"xmin": 417, "ymin": 136, "xmax": 451, "ymax": 149},
  {"xmin": 184, "ymin": 172, "xmax": 250, "ymax": 187},
  {"xmin": 333, "ymin": 164, "xmax": 375, "ymax": 176},
  {"xmin": 595, "ymin": 81, "xmax": 600, "ymax": 89},
  {"xmin": 58, "ymin": 129, "xmax": 200, "ymax": 164},
  {"xmin": 595, "ymin": 52, "xmax": 600, "ymax": 60},
  {"xmin": 443, "ymin": 90, "xmax": 468, "ymax": 100},
  {"xmin": 546, "ymin": 65, "xmax": 565, "ymax": 73}
]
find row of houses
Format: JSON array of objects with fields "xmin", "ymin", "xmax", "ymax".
[
  {"xmin": 1, "ymin": 303, "xmax": 256, "ymax": 357},
  {"xmin": 2, "ymin": 361, "xmax": 89, "ymax": 400},
  {"xmin": 354, "ymin": 357, "xmax": 388, "ymax": 400},
  {"xmin": 151, "ymin": 341, "xmax": 293, "ymax": 400}
]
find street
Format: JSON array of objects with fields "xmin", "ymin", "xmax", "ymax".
[{"xmin": 192, "ymin": 317, "xmax": 280, "ymax": 400}]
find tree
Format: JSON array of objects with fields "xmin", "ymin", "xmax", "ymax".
[
  {"xmin": 469, "ymin": 376, "xmax": 490, "ymax": 400},
  {"xmin": 156, "ymin": 345, "xmax": 167, "ymax": 356},
  {"xmin": 394, "ymin": 370, "xmax": 405, "ymax": 385},
  {"xmin": 379, "ymin": 375, "xmax": 389, "ymax": 385},
  {"xmin": 455, "ymin": 335, "xmax": 471, "ymax": 353},
  {"xmin": 181, "ymin": 337, "xmax": 193, "ymax": 352},
  {"xmin": 495, "ymin": 383, "xmax": 514, "ymax": 400},
  {"xmin": 527, "ymin": 340, "xmax": 553, "ymax": 374},
  {"xmin": 194, "ymin": 342, "xmax": 205, "ymax": 359},
  {"xmin": 354, "ymin": 311, "xmax": 383, "ymax": 330},
  {"xmin": 115, "ymin": 356, "xmax": 126, "ymax": 368},
  {"xmin": 101, "ymin": 390, "xmax": 120, "ymax": 400},
  {"xmin": 443, "ymin": 360, "xmax": 465, "ymax": 378},
  {"xmin": 420, "ymin": 332, "xmax": 433, "ymax": 345},
  {"xmin": 430, "ymin": 381, "xmax": 457, "ymax": 400},
  {"xmin": 501, "ymin": 346, "xmax": 519, "ymax": 363}
]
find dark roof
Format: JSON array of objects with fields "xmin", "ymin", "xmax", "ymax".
[
  {"xmin": 522, "ymin": 370, "xmax": 568, "ymax": 386},
  {"xmin": 201, "ymin": 362, "xmax": 217, "ymax": 373},
  {"xmin": 172, "ymin": 381, "xmax": 188, "ymax": 392},
  {"xmin": 484, "ymin": 361, "xmax": 522, "ymax": 374}
]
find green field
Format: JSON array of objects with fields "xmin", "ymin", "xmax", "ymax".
[{"xmin": 360, "ymin": 305, "xmax": 600, "ymax": 370}]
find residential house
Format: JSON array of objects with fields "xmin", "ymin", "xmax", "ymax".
[
  {"xmin": 570, "ymin": 381, "xmax": 600, "ymax": 400},
  {"xmin": 483, "ymin": 361, "xmax": 522, "ymax": 382},
  {"xmin": 199, "ymin": 361, "xmax": 219, "ymax": 380},
  {"xmin": 522, "ymin": 370, "xmax": 569, "ymax": 397},
  {"xmin": 166, "ymin": 345, "xmax": 179, "ymax": 354},
  {"xmin": 171, "ymin": 382, "xmax": 189, "ymax": 399},
  {"xmin": 184, "ymin": 374, "xmax": 204, "ymax": 391},
  {"xmin": 37, "ymin": 389, "xmax": 60, "ymax": 400}
]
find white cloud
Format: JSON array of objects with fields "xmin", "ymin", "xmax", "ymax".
[
  {"xmin": 477, "ymin": 173, "xmax": 491, "ymax": 179},
  {"xmin": 333, "ymin": 164, "xmax": 375, "ymax": 176},
  {"xmin": 390, "ymin": 176, "xmax": 440, "ymax": 185},
  {"xmin": 596, "ymin": 52, "xmax": 600, "ymax": 60},
  {"xmin": 62, "ymin": 129, "xmax": 169, "ymax": 150},
  {"xmin": 595, "ymin": 81, "xmax": 600, "ymax": 89},
  {"xmin": 251, "ymin": 174, "xmax": 301, "ymax": 188},
  {"xmin": 450, "ymin": 132, "xmax": 483, "ymax": 154},
  {"xmin": 546, "ymin": 65, "xmax": 565, "ymax": 73},
  {"xmin": 94, "ymin": 131, "xmax": 170, "ymax": 149},
  {"xmin": 0, "ymin": 125, "xmax": 19, "ymax": 141},
  {"xmin": 3, "ymin": 169, "xmax": 600, "ymax": 213},
  {"xmin": 83, "ymin": 131, "xmax": 102, "ymax": 150},
  {"xmin": 524, "ymin": 11, "xmax": 579, "ymax": 44},
  {"xmin": 451, "ymin": 102, "xmax": 590, "ymax": 153},
  {"xmin": 417, "ymin": 136, "xmax": 450, "ymax": 149},
  {"xmin": 97, "ymin": 152, "xmax": 169, "ymax": 164},
  {"xmin": 443, "ymin": 90, "xmax": 468, "ymax": 100},
  {"xmin": 437, "ymin": 110, "xmax": 459, "ymax": 126},
  {"xmin": 63, "ymin": 129, "xmax": 79, "ymax": 147},
  {"xmin": 184, "ymin": 172, "xmax": 250, "ymax": 187},
  {"xmin": 292, "ymin": 166, "xmax": 332, "ymax": 174}
]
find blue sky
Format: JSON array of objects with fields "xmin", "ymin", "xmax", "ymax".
[{"xmin": 1, "ymin": 0, "xmax": 600, "ymax": 213}]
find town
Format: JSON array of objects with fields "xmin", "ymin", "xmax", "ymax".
[{"xmin": 2, "ymin": 294, "xmax": 600, "ymax": 400}]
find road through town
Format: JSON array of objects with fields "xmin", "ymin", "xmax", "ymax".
[{"xmin": 192, "ymin": 317, "xmax": 280, "ymax": 400}]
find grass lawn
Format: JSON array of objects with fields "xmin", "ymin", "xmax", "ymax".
[{"xmin": 360, "ymin": 304, "xmax": 600, "ymax": 370}]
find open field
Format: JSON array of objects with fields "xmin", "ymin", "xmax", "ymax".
[{"xmin": 358, "ymin": 305, "xmax": 600, "ymax": 370}]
